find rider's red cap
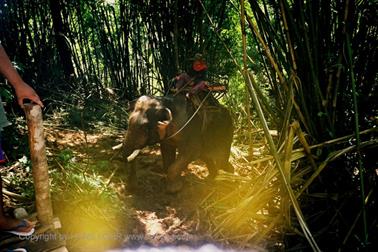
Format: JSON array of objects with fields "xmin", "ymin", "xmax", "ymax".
[{"xmin": 192, "ymin": 59, "xmax": 208, "ymax": 72}]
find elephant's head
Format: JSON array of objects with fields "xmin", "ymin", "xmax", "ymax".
[{"xmin": 123, "ymin": 96, "xmax": 172, "ymax": 159}]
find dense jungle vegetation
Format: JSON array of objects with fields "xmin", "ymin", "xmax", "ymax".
[{"xmin": 0, "ymin": 0, "xmax": 377, "ymax": 251}]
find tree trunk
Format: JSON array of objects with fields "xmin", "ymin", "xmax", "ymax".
[{"xmin": 49, "ymin": 0, "xmax": 74, "ymax": 79}]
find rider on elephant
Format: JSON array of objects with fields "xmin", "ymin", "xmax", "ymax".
[{"xmin": 173, "ymin": 54, "xmax": 218, "ymax": 107}]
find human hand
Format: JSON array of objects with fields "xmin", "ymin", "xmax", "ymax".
[{"xmin": 13, "ymin": 81, "xmax": 44, "ymax": 108}]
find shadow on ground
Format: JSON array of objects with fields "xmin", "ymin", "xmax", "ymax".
[{"xmin": 46, "ymin": 128, "xmax": 236, "ymax": 252}]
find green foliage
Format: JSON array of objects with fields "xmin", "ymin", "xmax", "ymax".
[
  {"xmin": 45, "ymin": 76, "xmax": 129, "ymax": 131},
  {"xmin": 232, "ymin": 0, "xmax": 378, "ymax": 250},
  {"xmin": 0, "ymin": 83, "xmax": 14, "ymax": 103},
  {"xmin": 65, "ymin": 97, "xmax": 128, "ymax": 130},
  {"xmin": 56, "ymin": 148, "xmax": 75, "ymax": 166},
  {"xmin": 51, "ymin": 148, "xmax": 119, "ymax": 204},
  {"xmin": 3, "ymin": 156, "xmax": 35, "ymax": 200},
  {"xmin": 14, "ymin": 165, "xmax": 35, "ymax": 199},
  {"xmin": 1, "ymin": 117, "xmax": 30, "ymax": 161},
  {"xmin": 49, "ymin": 147, "xmax": 125, "ymax": 251},
  {"xmin": 0, "ymin": 0, "xmax": 246, "ymax": 100}
]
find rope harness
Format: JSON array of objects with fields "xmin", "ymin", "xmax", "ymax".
[
  {"xmin": 164, "ymin": 91, "xmax": 211, "ymax": 140},
  {"xmin": 163, "ymin": 72, "xmax": 228, "ymax": 140}
]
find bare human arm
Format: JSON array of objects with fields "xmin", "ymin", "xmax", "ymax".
[{"xmin": 0, "ymin": 45, "xmax": 43, "ymax": 108}]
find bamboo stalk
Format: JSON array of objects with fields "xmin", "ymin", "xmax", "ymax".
[
  {"xmin": 283, "ymin": 122, "xmax": 295, "ymax": 227},
  {"xmin": 294, "ymin": 121, "xmax": 317, "ymax": 171},
  {"xmin": 296, "ymin": 139, "xmax": 377, "ymax": 197},
  {"xmin": 346, "ymin": 22, "xmax": 368, "ymax": 245},
  {"xmin": 24, "ymin": 103, "xmax": 54, "ymax": 226},
  {"xmin": 240, "ymin": 1, "xmax": 320, "ymax": 251},
  {"xmin": 279, "ymin": 0, "xmax": 297, "ymax": 71}
]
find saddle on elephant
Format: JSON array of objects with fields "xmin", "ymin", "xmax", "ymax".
[
  {"xmin": 171, "ymin": 72, "xmax": 228, "ymax": 133},
  {"xmin": 172, "ymin": 72, "xmax": 227, "ymax": 106}
]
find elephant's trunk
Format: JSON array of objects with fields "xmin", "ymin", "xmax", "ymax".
[{"xmin": 122, "ymin": 141, "xmax": 141, "ymax": 162}]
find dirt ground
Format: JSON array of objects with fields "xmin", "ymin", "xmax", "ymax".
[{"xmin": 44, "ymin": 127, "xmax": 260, "ymax": 252}]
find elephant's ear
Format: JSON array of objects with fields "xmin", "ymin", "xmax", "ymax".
[
  {"xmin": 157, "ymin": 108, "xmax": 172, "ymax": 140},
  {"xmin": 127, "ymin": 99, "xmax": 137, "ymax": 112},
  {"xmin": 127, "ymin": 96, "xmax": 151, "ymax": 112}
]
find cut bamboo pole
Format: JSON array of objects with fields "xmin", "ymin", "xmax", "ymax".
[{"xmin": 24, "ymin": 103, "xmax": 53, "ymax": 226}]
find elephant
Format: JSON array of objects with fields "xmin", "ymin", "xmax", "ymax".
[{"xmin": 122, "ymin": 94, "xmax": 233, "ymax": 193}]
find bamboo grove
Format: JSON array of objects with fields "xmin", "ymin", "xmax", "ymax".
[
  {"xmin": 0, "ymin": 0, "xmax": 377, "ymax": 251},
  {"xmin": 0, "ymin": 0, "xmax": 235, "ymax": 99}
]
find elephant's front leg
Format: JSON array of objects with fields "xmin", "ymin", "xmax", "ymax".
[
  {"xmin": 166, "ymin": 154, "xmax": 192, "ymax": 193},
  {"xmin": 160, "ymin": 143, "xmax": 176, "ymax": 170},
  {"xmin": 125, "ymin": 160, "xmax": 137, "ymax": 191}
]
